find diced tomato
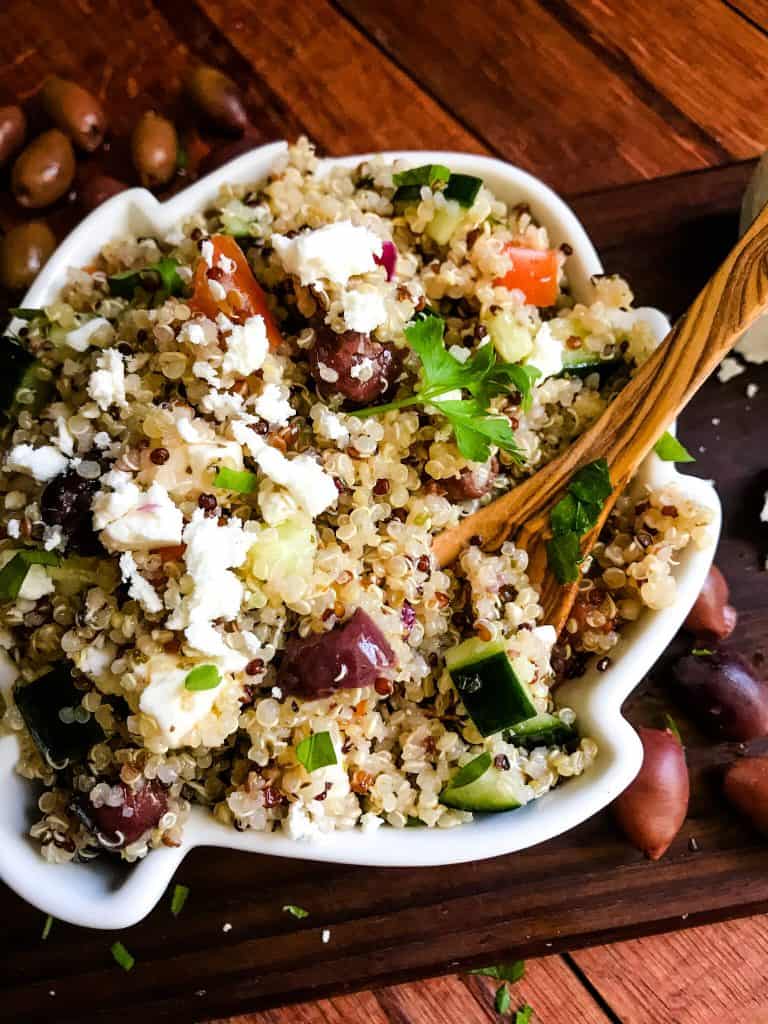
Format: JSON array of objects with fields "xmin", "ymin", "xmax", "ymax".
[
  {"xmin": 494, "ymin": 244, "xmax": 560, "ymax": 307},
  {"xmin": 189, "ymin": 234, "xmax": 282, "ymax": 348}
]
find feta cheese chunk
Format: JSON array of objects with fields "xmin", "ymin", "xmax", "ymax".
[
  {"xmin": 526, "ymin": 322, "xmax": 563, "ymax": 381},
  {"xmin": 139, "ymin": 661, "xmax": 221, "ymax": 748},
  {"xmin": 87, "ymin": 349, "xmax": 126, "ymax": 411},
  {"xmin": 6, "ymin": 444, "xmax": 68, "ymax": 482},
  {"xmin": 253, "ymin": 383, "xmax": 294, "ymax": 426},
  {"xmin": 63, "ymin": 317, "xmax": 113, "ymax": 353},
  {"xmin": 93, "ymin": 478, "xmax": 183, "ymax": 552},
  {"xmin": 272, "ymin": 221, "xmax": 383, "ymax": 287},
  {"xmin": 342, "ymin": 289, "xmax": 387, "ymax": 333},
  {"xmin": 232, "ymin": 422, "xmax": 337, "ymax": 518},
  {"xmin": 119, "ymin": 552, "xmax": 163, "ymax": 614},
  {"xmin": 221, "ymin": 316, "xmax": 269, "ymax": 377},
  {"xmin": 18, "ymin": 564, "xmax": 55, "ymax": 601}
]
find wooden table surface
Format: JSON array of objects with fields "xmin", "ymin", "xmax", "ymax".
[{"xmin": 3, "ymin": 1, "xmax": 768, "ymax": 1022}]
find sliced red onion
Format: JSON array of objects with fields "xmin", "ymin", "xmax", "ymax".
[{"xmin": 374, "ymin": 240, "xmax": 397, "ymax": 281}]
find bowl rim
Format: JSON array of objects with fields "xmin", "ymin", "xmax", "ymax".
[{"xmin": 0, "ymin": 142, "xmax": 721, "ymax": 928}]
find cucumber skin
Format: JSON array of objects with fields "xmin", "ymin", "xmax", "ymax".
[{"xmin": 440, "ymin": 764, "xmax": 523, "ymax": 812}]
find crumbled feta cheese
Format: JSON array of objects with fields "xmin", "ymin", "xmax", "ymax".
[
  {"xmin": 222, "ymin": 316, "xmax": 269, "ymax": 377},
  {"xmin": 311, "ymin": 404, "xmax": 350, "ymax": 445},
  {"xmin": 718, "ymin": 356, "xmax": 745, "ymax": 383},
  {"xmin": 192, "ymin": 360, "xmax": 220, "ymax": 385},
  {"xmin": 18, "ymin": 563, "xmax": 55, "ymax": 601},
  {"xmin": 233, "ymin": 422, "xmax": 337, "ymax": 518},
  {"xmin": 200, "ymin": 239, "xmax": 214, "ymax": 267},
  {"xmin": 317, "ymin": 362, "xmax": 339, "ymax": 383},
  {"xmin": 253, "ymin": 383, "xmax": 294, "ymax": 426},
  {"xmin": 6, "ymin": 444, "xmax": 68, "ymax": 482},
  {"xmin": 63, "ymin": 317, "xmax": 113, "ymax": 352},
  {"xmin": 6, "ymin": 520, "xmax": 20, "ymax": 539},
  {"xmin": 179, "ymin": 321, "xmax": 207, "ymax": 346},
  {"xmin": 342, "ymin": 289, "xmax": 387, "ymax": 333},
  {"xmin": 208, "ymin": 279, "xmax": 227, "ymax": 302},
  {"xmin": 217, "ymin": 255, "xmax": 236, "ymax": 275},
  {"xmin": 43, "ymin": 525, "xmax": 64, "ymax": 551},
  {"xmin": 271, "ymin": 686, "xmax": 283, "ymax": 700},
  {"xmin": 201, "ymin": 388, "xmax": 252, "ymax": 423},
  {"xmin": 139, "ymin": 661, "xmax": 222, "ymax": 748},
  {"xmin": 526, "ymin": 322, "xmax": 563, "ymax": 380},
  {"xmin": 285, "ymin": 800, "xmax": 320, "ymax": 840},
  {"xmin": 93, "ymin": 479, "xmax": 183, "ymax": 552},
  {"xmin": 54, "ymin": 416, "xmax": 75, "ymax": 457},
  {"xmin": 119, "ymin": 552, "xmax": 163, "ymax": 614},
  {"xmin": 272, "ymin": 221, "xmax": 383, "ymax": 287},
  {"xmin": 93, "ymin": 431, "xmax": 111, "ymax": 449},
  {"xmin": 87, "ymin": 349, "xmax": 126, "ymax": 410},
  {"xmin": 533, "ymin": 624, "xmax": 557, "ymax": 658},
  {"xmin": 76, "ymin": 641, "xmax": 117, "ymax": 680}
]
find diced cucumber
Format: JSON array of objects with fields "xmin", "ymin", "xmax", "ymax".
[
  {"xmin": 14, "ymin": 664, "xmax": 103, "ymax": 767},
  {"xmin": 440, "ymin": 751, "xmax": 524, "ymax": 812},
  {"xmin": 48, "ymin": 555, "xmax": 120, "ymax": 596},
  {"xmin": 427, "ymin": 200, "xmax": 466, "ymax": 245},
  {"xmin": 506, "ymin": 712, "xmax": 577, "ymax": 750},
  {"xmin": 445, "ymin": 637, "xmax": 537, "ymax": 737},
  {"xmin": 0, "ymin": 340, "xmax": 53, "ymax": 425},
  {"xmin": 484, "ymin": 311, "xmax": 534, "ymax": 363},
  {"xmin": 560, "ymin": 341, "xmax": 621, "ymax": 379},
  {"xmin": 247, "ymin": 512, "xmax": 318, "ymax": 582}
]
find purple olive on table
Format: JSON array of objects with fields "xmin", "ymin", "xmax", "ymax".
[
  {"xmin": 612, "ymin": 726, "xmax": 689, "ymax": 860},
  {"xmin": 277, "ymin": 608, "xmax": 395, "ymax": 697},
  {"xmin": 0, "ymin": 221, "xmax": 56, "ymax": 291},
  {"xmin": 183, "ymin": 64, "xmax": 248, "ymax": 135},
  {"xmin": 0, "ymin": 104, "xmax": 27, "ymax": 166},
  {"xmin": 39, "ymin": 76, "xmax": 107, "ymax": 152},
  {"xmin": 672, "ymin": 648, "xmax": 768, "ymax": 741},
  {"xmin": 308, "ymin": 328, "xmax": 401, "ymax": 407},
  {"xmin": 724, "ymin": 756, "xmax": 768, "ymax": 836},
  {"xmin": 11, "ymin": 129, "xmax": 76, "ymax": 208},
  {"xmin": 684, "ymin": 564, "xmax": 737, "ymax": 641},
  {"xmin": 131, "ymin": 110, "xmax": 178, "ymax": 188},
  {"xmin": 83, "ymin": 779, "xmax": 168, "ymax": 849}
]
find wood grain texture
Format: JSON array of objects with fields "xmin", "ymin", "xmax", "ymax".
[{"xmin": 337, "ymin": 0, "xmax": 728, "ymax": 192}]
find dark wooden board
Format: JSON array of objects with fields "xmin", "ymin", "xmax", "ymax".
[{"xmin": 1, "ymin": 154, "xmax": 768, "ymax": 1023}]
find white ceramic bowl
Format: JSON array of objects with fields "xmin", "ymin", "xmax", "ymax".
[{"xmin": 0, "ymin": 143, "xmax": 721, "ymax": 928}]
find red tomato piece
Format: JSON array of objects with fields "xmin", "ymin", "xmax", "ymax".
[
  {"xmin": 494, "ymin": 244, "xmax": 559, "ymax": 307},
  {"xmin": 189, "ymin": 234, "xmax": 282, "ymax": 348}
]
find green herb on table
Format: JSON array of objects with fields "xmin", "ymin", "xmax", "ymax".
[
  {"xmin": 664, "ymin": 713, "xmax": 682, "ymax": 743},
  {"xmin": 495, "ymin": 982, "xmax": 512, "ymax": 1014},
  {"xmin": 469, "ymin": 960, "xmax": 525, "ymax": 983},
  {"xmin": 213, "ymin": 466, "xmax": 258, "ymax": 494},
  {"xmin": 514, "ymin": 1004, "xmax": 534, "ymax": 1024},
  {"xmin": 546, "ymin": 458, "xmax": 612, "ymax": 584},
  {"xmin": 108, "ymin": 258, "xmax": 186, "ymax": 300},
  {"xmin": 691, "ymin": 647, "xmax": 713, "ymax": 657},
  {"xmin": 184, "ymin": 664, "xmax": 221, "ymax": 692},
  {"xmin": 41, "ymin": 914, "xmax": 53, "ymax": 940},
  {"xmin": 353, "ymin": 314, "xmax": 538, "ymax": 462},
  {"xmin": 111, "ymin": 941, "xmax": 135, "ymax": 972},
  {"xmin": 170, "ymin": 883, "xmax": 190, "ymax": 917},
  {"xmin": 0, "ymin": 549, "xmax": 61, "ymax": 600},
  {"xmin": 653, "ymin": 430, "xmax": 695, "ymax": 463},
  {"xmin": 283, "ymin": 904, "xmax": 309, "ymax": 919},
  {"xmin": 295, "ymin": 731, "xmax": 337, "ymax": 772}
]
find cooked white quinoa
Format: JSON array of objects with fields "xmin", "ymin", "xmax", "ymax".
[{"xmin": 0, "ymin": 138, "xmax": 712, "ymax": 863}]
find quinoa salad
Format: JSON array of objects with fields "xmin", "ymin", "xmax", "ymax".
[{"xmin": 0, "ymin": 139, "xmax": 712, "ymax": 863}]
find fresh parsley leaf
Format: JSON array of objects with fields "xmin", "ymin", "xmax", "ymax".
[
  {"xmin": 550, "ymin": 493, "xmax": 596, "ymax": 537},
  {"xmin": 213, "ymin": 466, "xmax": 258, "ymax": 493},
  {"xmin": 664, "ymin": 714, "xmax": 682, "ymax": 743},
  {"xmin": 547, "ymin": 459, "xmax": 612, "ymax": 584},
  {"xmin": 111, "ymin": 941, "xmax": 135, "ymax": 972},
  {"xmin": 569, "ymin": 458, "xmax": 612, "ymax": 506},
  {"xmin": 295, "ymin": 731, "xmax": 337, "ymax": 772},
  {"xmin": 479, "ymin": 362, "xmax": 541, "ymax": 412},
  {"xmin": 392, "ymin": 164, "xmax": 450, "ymax": 189},
  {"xmin": 405, "ymin": 314, "xmax": 467, "ymax": 394},
  {"xmin": 495, "ymin": 983, "xmax": 511, "ymax": 1015},
  {"xmin": 653, "ymin": 430, "xmax": 695, "ymax": 463},
  {"xmin": 171, "ymin": 883, "xmax": 190, "ymax": 916},
  {"xmin": 469, "ymin": 961, "xmax": 525, "ymax": 983},
  {"xmin": 283, "ymin": 904, "xmax": 309, "ymax": 919},
  {"xmin": 41, "ymin": 914, "xmax": 53, "ymax": 940},
  {"xmin": 434, "ymin": 398, "xmax": 522, "ymax": 463},
  {"xmin": 514, "ymin": 1005, "xmax": 533, "ymax": 1024},
  {"xmin": 108, "ymin": 258, "xmax": 185, "ymax": 300},
  {"xmin": 692, "ymin": 647, "xmax": 713, "ymax": 657},
  {"xmin": 0, "ymin": 549, "xmax": 61, "ymax": 601},
  {"xmin": 184, "ymin": 664, "xmax": 221, "ymax": 691},
  {"xmin": 546, "ymin": 532, "xmax": 583, "ymax": 584}
]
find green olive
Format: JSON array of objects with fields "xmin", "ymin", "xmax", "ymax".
[
  {"xmin": 184, "ymin": 65, "xmax": 247, "ymax": 135},
  {"xmin": 40, "ymin": 76, "xmax": 106, "ymax": 152},
  {"xmin": 131, "ymin": 111, "xmax": 178, "ymax": 188},
  {"xmin": 0, "ymin": 221, "xmax": 56, "ymax": 291},
  {"xmin": 11, "ymin": 130, "xmax": 76, "ymax": 209},
  {"xmin": 0, "ymin": 105, "xmax": 26, "ymax": 167}
]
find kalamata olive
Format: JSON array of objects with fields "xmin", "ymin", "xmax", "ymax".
[
  {"xmin": 0, "ymin": 220, "xmax": 56, "ymax": 291},
  {"xmin": 41, "ymin": 468, "xmax": 100, "ymax": 552},
  {"xmin": 11, "ymin": 129, "xmax": 76, "ymax": 208},
  {"xmin": 39, "ymin": 76, "xmax": 106, "ymax": 152},
  {"xmin": 131, "ymin": 111, "xmax": 178, "ymax": 188},
  {"xmin": 613, "ymin": 726, "xmax": 689, "ymax": 860},
  {"xmin": 78, "ymin": 173, "xmax": 128, "ymax": 213},
  {"xmin": 85, "ymin": 779, "xmax": 168, "ymax": 848},
  {"xmin": 309, "ymin": 328, "xmax": 401, "ymax": 407},
  {"xmin": 672, "ymin": 648, "xmax": 768, "ymax": 741},
  {"xmin": 184, "ymin": 64, "xmax": 248, "ymax": 135},
  {"xmin": 724, "ymin": 756, "xmax": 768, "ymax": 836},
  {"xmin": 277, "ymin": 608, "xmax": 395, "ymax": 697},
  {"xmin": 684, "ymin": 564, "xmax": 737, "ymax": 641},
  {"xmin": 441, "ymin": 457, "xmax": 498, "ymax": 501},
  {"xmin": 0, "ymin": 105, "xmax": 26, "ymax": 166}
]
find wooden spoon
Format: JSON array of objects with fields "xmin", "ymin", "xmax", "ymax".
[{"xmin": 432, "ymin": 198, "xmax": 768, "ymax": 632}]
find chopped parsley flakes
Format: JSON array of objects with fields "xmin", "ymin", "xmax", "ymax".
[{"xmin": 547, "ymin": 459, "xmax": 612, "ymax": 583}]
